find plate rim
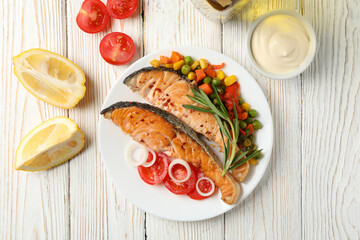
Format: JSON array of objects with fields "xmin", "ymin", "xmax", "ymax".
[{"xmin": 97, "ymin": 46, "xmax": 274, "ymax": 221}]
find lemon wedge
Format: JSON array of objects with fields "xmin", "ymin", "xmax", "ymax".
[
  {"xmin": 13, "ymin": 49, "xmax": 86, "ymax": 109},
  {"xmin": 15, "ymin": 117, "xmax": 85, "ymax": 171}
]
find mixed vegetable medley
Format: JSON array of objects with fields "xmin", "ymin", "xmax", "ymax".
[{"xmin": 151, "ymin": 51, "xmax": 263, "ymax": 168}]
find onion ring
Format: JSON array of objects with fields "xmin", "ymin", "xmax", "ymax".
[
  {"xmin": 141, "ymin": 149, "xmax": 157, "ymax": 167},
  {"xmin": 125, "ymin": 142, "xmax": 148, "ymax": 166},
  {"xmin": 168, "ymin": 159, "xmax": 191, "ymax": 183},
  {"xmin": 196, "ymin": 177, "xmax": 215, "ymax": 197}
]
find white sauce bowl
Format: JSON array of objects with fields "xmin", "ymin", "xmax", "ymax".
[{"xmin": 246, "ymin": 10, "xmax": 317, "ymax": 79}]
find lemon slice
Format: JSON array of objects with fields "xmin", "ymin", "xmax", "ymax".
[
  {"xmin": 15, "ymin": 117, "xmax": 85, "ymax": 171},
  {"xmin": 13, "ymin": 49, "xmax": 86, "ymax": 109}
]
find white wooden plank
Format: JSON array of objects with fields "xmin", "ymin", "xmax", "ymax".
[
  {"xmin": 66, "ymin": 0, "xmax": 144, "ymax": 239},
  {"xmin": 301, "ymin": 0, "xmax": 360, "ymax": 239},
  {"xmin": 223, "ymin": 1, "xmax": 302, "ymax": 239},
  {"xmin": 143, "ymin": 1, "xmax": 224, "ymax": 239},
  {"xmin": 0, "ymin": 0, "xmax": 69, "ymax": 239}
]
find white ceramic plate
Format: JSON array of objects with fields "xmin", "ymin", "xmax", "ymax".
[{"xmin": 98, "ymin": 46, "xmax": 273, "ymax": 221}]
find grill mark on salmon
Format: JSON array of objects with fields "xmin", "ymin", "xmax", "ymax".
[
  {"xmin": 101, "ymin": 101, "xmax": 240, "ymax": 205},
  {"xmin": 123, "ymin": 67, "xmax": 226, "ymax": 151}
]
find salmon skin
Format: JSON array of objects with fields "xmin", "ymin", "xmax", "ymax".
[
  {"xmin": 123, "ymin": 67, "xmax": 226, "ymax": 151},
  {"xmin": 101, "ymin": 101, "xmax": 240, "ymax": 205}
]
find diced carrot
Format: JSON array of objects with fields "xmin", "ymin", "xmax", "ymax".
[
  {"xmin": 199, "ymin": 83, "xmax": 213, "ymax": 95},
  {"xmin": 210, "ymin": 62, "xmax": 225, "ymax": 69},
  {"xmin": 170, "ymin": 51, "xmax": 183, "ymax": 63},
  {"xmin": 239, "ymin": 112, "xmax": 248, "ymax": 120},
  {"xmin": 195, "ymin": 69, "xmax": 206, "ymax": 82},
  {"xmin": 245, "ymin": 124, "xmax": 255, "ymax": 135},
  {"xmin": 160, "ymin": 56, "xmax": 170, "ymax": 64},
  {"xmin": 206, "ymin": 66, "xmax": 216, "ymax": 78}
]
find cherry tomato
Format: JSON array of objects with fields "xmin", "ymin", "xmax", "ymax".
[
  {"xmin": 99, "ymin": 32, "xmax": 135, "ymax": 65},
  {"xmin": 187, "ymin": 167, "xmax": 217, "ymax": 200},
  {"xmin": 76, "ymin": 0, "xmax": 109, "ymax": 34},
  {"xmin": 106, "ymin": 0, "xmax": 137, "ymax": 19},
  {"xmin": 138, "ymin": 153, "xmax": 170, "ymax": 185},
  {"xmin": 164, "ymin": 165, "xmax": 197, "ymax": 195}
]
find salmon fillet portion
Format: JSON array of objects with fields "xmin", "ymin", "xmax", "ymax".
[
  {"xmin": 101, "ymin": 101, "xmax": 240, "ymax": 205},
  {"xmin": 123, "ymin": 67, "xmax": 225, "ymax": 151}
]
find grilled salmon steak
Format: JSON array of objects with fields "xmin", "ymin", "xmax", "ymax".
[
  {"xmin": 101, "ymin": 101, "xmax": 240, "ymax": 205},
  {"xmin": 123, "ymin": 67, "xmax": 226, "ymax": 151}
]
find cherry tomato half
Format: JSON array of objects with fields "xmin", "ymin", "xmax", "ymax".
[
  {"xmin": 99, "ymin": 32, "xmax": 135, "ymax": 65},
  {"xmin": 106, "ymin": 0, "xmax": 137, "ymax": 19},
  {"xmin": 138, "ymin": 153, "xmax": 170, "ymax": 185},
  {"xmin": 187, "ymin": 167, "xmax": 217, "ymax": 200},
  {"xmin": 164, "ymin": 164, "xmax": 197, "ymax": 195},
  {"xmin": 76, "ymin": 0, "xmax": 109, "ymax": 34}
]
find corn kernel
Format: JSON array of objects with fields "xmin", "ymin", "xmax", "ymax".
[
  {"xmin": 164, "ymin": 63, "xmax": 173, "ymax": 68},
  {"xmin": 224, "ymin": 75, "xmax": 237, "ymax": 86},
  {"xmin": 191, "ymin": 61, "xmax": 199, "ymax": 70},
  {"xmin": 150, "ymin": 59, "xmax": 160, "ymax": 68},
  {"xmin": 216, "ymin": 70, "xmax": 225, "ymax": 80},
  {"xmin": 241, "ymin": 102, "xmax": 251, "ymax": 112},
  {"xmin": 249, "ymin": 158, "xmax": 258, "ymax": 165},
  {"xmin": 173, "ymin": 60, "xmax": 185, "ymax": 70},
  {"xmin": 199, "ymin": 59, "xmax": 208, "ymax": 69},
  {"xmin": 187, "ymin": 72, "xmax": 196, "ymax": 80}
]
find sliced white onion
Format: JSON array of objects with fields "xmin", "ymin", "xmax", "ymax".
[
  {"xmin": 141, "ymin": 149, "xmax": 156, "ymax": 167},
  {"xmin": 196, "ymin": 177, "xmax": 215, "ymax": 197},
  {"xmin": 125, "ymin": 142, "xmax": 148, "ymax": 166},
  {"xmin": 168, "ymin": 159, "xmax": 191, "ymax": 183}
]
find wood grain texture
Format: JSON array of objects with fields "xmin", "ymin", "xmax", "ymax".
[
  {"xmin": 66, "ymin": 0, "xmax": 144, "ymax": 239},
  {"xmin": 222, "ymin": 1, "xmax": 302, "ymax": 239},
  {"xmin": 301, "ymin": 0, "xmax": 360, "ymax": 239},
  {"xmin": 0, "ymin": 0, "xmax": 69, "ymax": 239}
]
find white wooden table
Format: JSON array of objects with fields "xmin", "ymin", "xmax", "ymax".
[{"xmin": 1, "ymin": 0, "xmax": 360, "ymax": 239}]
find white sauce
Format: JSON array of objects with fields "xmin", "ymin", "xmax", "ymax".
[{"xmin": 251, "ymin": 15, "xmax": 310, "ymax": 74}]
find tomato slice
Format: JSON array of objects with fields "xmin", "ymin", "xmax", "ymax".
[
  {"xmin": 138, "ymin": 153, "xmax": 170, "ymax": 185},
  {"xmin": 99, "ymin": 32, "xmax": 135, "ymax": 65},
  {"xmin": 164, "ymin": 164, "xmax": 197, "ymax": 195},
  {"xmin": 187, "ymin": 167, "xmax": 217, "ymax": 200},
  {"xmin": 76, "ymin": 0, "xmax": 109, "ymax": 34},
  {"xmin": 106, "ymin": 0, "xmax": 137, "ymax": 19}
]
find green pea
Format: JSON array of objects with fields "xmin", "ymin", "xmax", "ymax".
[
  {"xmin": 209, "ymin": 93, "xmax": 217, "ymax": 100},
  {"xmin": 220, "ymin": 84, "xmax": 226, "ymax": 90},
  {"xmin": 244, "ymin": 118, "xmax": 252, "ymax": 124},
  {"xmin": 248, "ymin": 109, "xmax": 258, "ymax": 118},
  {"xmin": 213, "ymin": 99, "xmax": 219, "ymax": 105},
  {"xmin": 216, "ymin": 86, "xmax": 224, "ymax": 94},
  {"xmin": 239, "ymin": 120, "xmax": 247, "ymax": 129},
  {"xmin": 184, "ymin": 56, "xmax": 193, "ymax": 65},
  {"xmin": 238, "ymin": 97, "xmax": 244, "ymax": 105},
  {"xmin": 252, "ymin": 120, "xmax": 262, "ymax": 130},
  {"xmin": 244, "ymin": 138, "xmax": 252, "ymax": 147},
  {"xmin": 203, "ymin": 76, "xmax": 212, "ymax": 84},
  {"xmin": 212, "ymin": 77, "xmax": 221, "ymax": 86},
  {"xmin": 195, "ymin": 65, "xmax": 201, "ymax": 70},
  {"xmin": 181, "ymin": 65, "xmax": 191, "ymax": 75},
  {"xmin": 254, "ymin": 151, "xmax": 262, "ymax": 159}
]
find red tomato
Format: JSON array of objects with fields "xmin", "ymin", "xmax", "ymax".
[
  {"xmin": 76, "ymin": 0, "xmax": 109, "ymax": 34},
  {"xmin": 164, "ymin": 165, "xmax": 197, "ymax": 195},
  {"xmin": 106, "ymin": 0, "xmax": 137, "ymax": 19},
  {"xmin": 99, "ymin": 32, "xmax": 135, "ymax": 65},
  {"xmin": 138, "ymin": 153, "xmax": 170, "ymax": 185},
  {"xmin": 187, "ymin": 167, "xmax": 217, "ymax": 200},
  {"xmin": 225, "ymin": 82, "xmax": 240, "ymax": 100}
]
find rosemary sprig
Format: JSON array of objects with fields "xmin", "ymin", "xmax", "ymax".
[{"xmin": 183, "ymin": 84, "xmax": 262, "ymax": 176}]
